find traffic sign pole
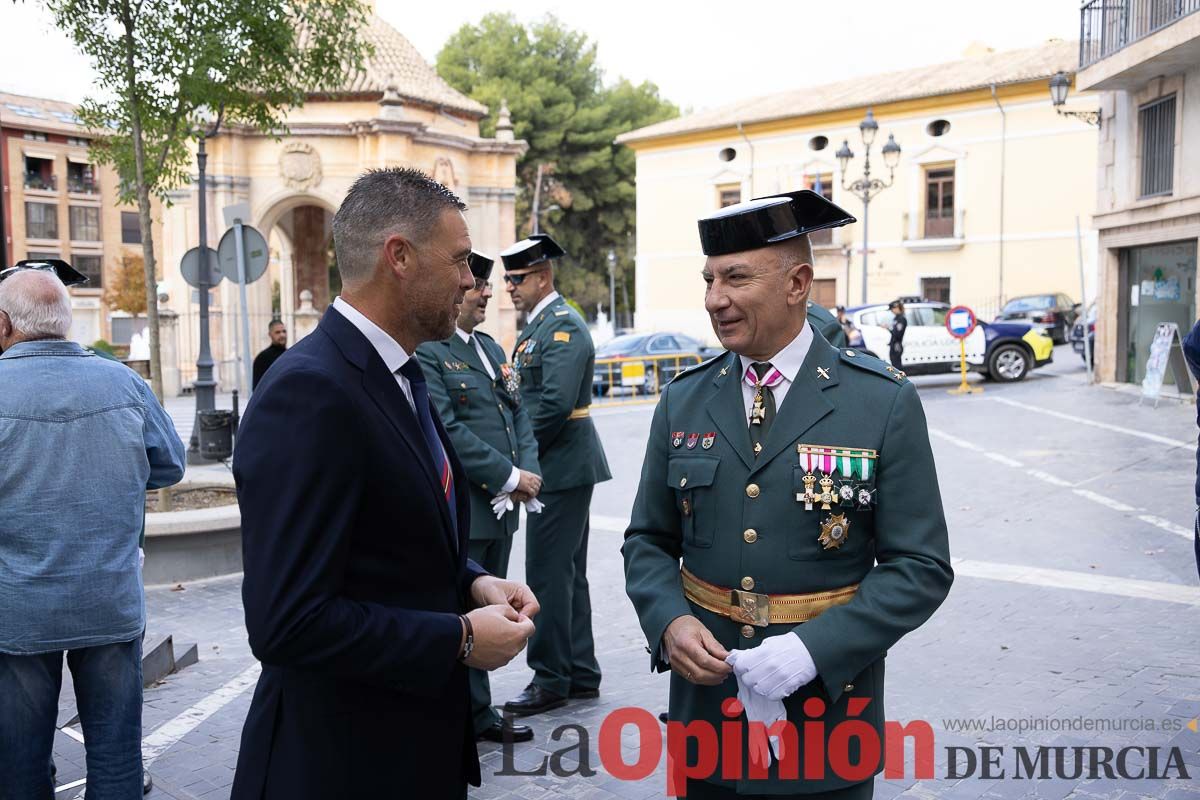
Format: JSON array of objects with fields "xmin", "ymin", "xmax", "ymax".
[
  {"xmin": 234, "ymin": 222, "xmax": 254, "ymax": 395},
  {"xmin": 946, "ymin": 304, "xmax": 983, "ymax": 396}
]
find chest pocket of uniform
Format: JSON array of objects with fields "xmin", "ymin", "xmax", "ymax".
[
  {"xmin": 518, "ymin": 353, "xmax": 543, "ymax": 390},
  {"xmin": 443, "ymin": 373, "xmax": 486, "ymax": 413},
  {"xmin": 788, "ymin": 465, "xmax": 874, "ymax": 561},
  {"xmin": 667, "ymin": 456, "xmax": 719, "ymax": 548}
]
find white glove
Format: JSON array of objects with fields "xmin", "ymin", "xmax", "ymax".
[
  {"xmin": 524, "ymin": 497, "xmax": 545, "ymax": 514},
  {"xmin": 490, "ymin": 492, "xmax": 514, "ymax": 520},
  {"xmin": 728, "ymin": 631, "xmax": 817, "ymax": 701},
  {"xmin": 726, "ymin": 650, "xmax": 788, "ymax": 766}
]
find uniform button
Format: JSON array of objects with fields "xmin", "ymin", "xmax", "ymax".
[
  {"xmin": 740, "ymin": 576, "xmax": 755, "ymax": 591},
  {"xmin": 746, "ymin": 483, "xmax": 760, "ymax": 498},
  {"xmin": 680, "ymin": 477, "xmax": 688, "ymax": 488},
  {"xmin": 843, "ymin": 683, "xmax": 855, "ymax": 692},
  {"xmin": 743, "ymin": 528, "xmax": 758, "ymax": 543},
  {"xmin": 845, "ymin": 350, "xmax": 856, "ymax": 357},
  {"xmin": 741, "ymin": 625, "xmax": 755, "ymax": 639},
  {"xmin": 460, "ymin": 382, "xmax": 467, "ymax": 388},
  {"xmin": 482, "ymin": 484, "xmax": 488, "ymax": 490}
]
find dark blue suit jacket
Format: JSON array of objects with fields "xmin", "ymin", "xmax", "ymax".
[{"xmin": 230, "ymin": 307, "xmax": 486, "ymax": 800}]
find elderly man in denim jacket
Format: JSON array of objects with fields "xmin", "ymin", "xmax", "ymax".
[{"xmin": 0, "ymin": 265, "xmax": 185, "ymax": 799}]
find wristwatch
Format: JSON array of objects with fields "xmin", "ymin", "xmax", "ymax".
[{"xmin": 459, "ymin": 614, "xmax": 474, "ymax": 661}]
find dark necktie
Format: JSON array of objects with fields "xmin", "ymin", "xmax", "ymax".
[
  {"xmin": 398, "ymin": 359, "xmax": 457, "ymax": 534},
  {"xmin": 745, "ymin": 361, "xmax": 782, "ymax": 457}
]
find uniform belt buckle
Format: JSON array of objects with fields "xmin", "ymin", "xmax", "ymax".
[{"xmin": 729, "ymin": 590, "xmax": 771, "ymax": 627}]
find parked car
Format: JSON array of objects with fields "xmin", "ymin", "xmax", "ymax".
[
  {"xmin": 593, "ymin": 332, "xmax": 721, "ymax": 396},
  {"xmin": 848, "ymin": 301, "xmax": 1055, "ymax": 382},
  {"xmin": 1069, "ymin": 302, "xmax": 1096, "ymax": 363},
  {"xmin": 995, "ymin": 293, "xmax": 1079, "ymax": 344}
]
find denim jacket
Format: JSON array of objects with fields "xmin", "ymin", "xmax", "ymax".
[{"xmin": 0, "ymin": 340, "xmax": 185, "ymax": 654}]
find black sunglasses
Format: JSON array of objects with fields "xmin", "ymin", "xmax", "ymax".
[{"xmin": 503, "ymin": 268, "xmax": 547, "ymax": 287}]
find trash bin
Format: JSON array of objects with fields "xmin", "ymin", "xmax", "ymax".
[{"xmin": 198, "ymin": 409, "xmax": 234, "ymax": 461}]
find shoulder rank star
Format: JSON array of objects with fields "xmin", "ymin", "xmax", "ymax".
[{"xmin": 819, "ymin": 513, "xmax": 851, "ymax": 550}]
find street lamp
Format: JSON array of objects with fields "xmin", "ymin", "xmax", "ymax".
[
  {"xmin": 839, "ymin": 108, "xmax": 901, "ymax": 304},
  {"xmin": 1047, "ymin": 71, "xmax": 1101, "ymax": 127},
  {"xmin": 186, "ymin": 105, "xmax": 225, "ymax": 463}
]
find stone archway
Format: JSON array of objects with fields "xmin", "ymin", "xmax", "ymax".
[{"xmin": 275, "ymin": 205, "xmax": 335, "ymax": 311}]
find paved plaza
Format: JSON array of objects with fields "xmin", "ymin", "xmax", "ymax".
[{"xmin": 49, "ymin": 347, "xmax": 1200, "ymax": 799}]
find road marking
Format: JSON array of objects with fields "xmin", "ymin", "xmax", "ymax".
[
  {"xmin": 953, "ymin": 558, "xmax": 1200, "ymax": 606},
  {"xmin": 1138, "ymin": 514, "xmax": 1194, "ymax": 540},
  {"xmin": 1073, "ymin": 488, "xmax": 1136, "ymax": 512},
  {"xmin": 988, "ymin": 396, "xmax": 1192, "ymax": 448},
  {"xmin": 59, "ymin": 725, "xmax": 85, "ymax": 744},
  {"xmin": 929, "ymin": 429, "xmax": 984, "ymax": 451},
  {"xmin": 141, "ymin": 662, "xmax": 261, "ymax": 765},
  {"xmin": 53, "ymin": 779, "xmax": 85, "ymax": 794},
  {"xmin": 1027, "ymin": 469, "xmax": 1073, "ymax": 488},
  {"xmin": 984, "ymin": 452, "xmax": 1024, "ymax": 468}
]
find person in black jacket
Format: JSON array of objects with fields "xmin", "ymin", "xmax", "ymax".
[
  {"xmin": 1180, "ymin": 319, "xmax": 1200, "ymax": 580},
  {"xmin": 885, "ymin": 299, "xmax": 907, "ymax": 370},
  {"xmin": 251, "ymin": 320, "xmax": 287, "ymax": 389}
]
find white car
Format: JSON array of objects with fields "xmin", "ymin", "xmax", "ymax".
[{"xmin": 847, "ymin": 301, "xmax": 1055, "ymax": 382}]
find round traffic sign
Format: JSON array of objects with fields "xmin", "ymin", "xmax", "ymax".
[
  {"xmin": 945, "ymin": 305, "xmax": 978, "ymax": 340},
  {"xmin": 217, "ymin": 224, "xmax": 270, "ymax": 285},
  {"xmin": 180, "ymin": 247, "xmax": 222, "ymax": 289}
]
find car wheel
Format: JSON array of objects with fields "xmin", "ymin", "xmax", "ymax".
[{"xmin": 988, "ymin": 344, "xmax": 1031, "ymax": 382}]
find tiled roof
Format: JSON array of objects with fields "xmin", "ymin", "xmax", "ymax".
[
  {"xmin": 617, "ymin": 40, "xmax": 1078, "ymax": 145},
  {"xmin": 330, "ymin": 14, "xmax": 487, "ymax": 118},
  {"xmin": 0, "ymin": 91, "xmax": 88, "ymax": 135}
]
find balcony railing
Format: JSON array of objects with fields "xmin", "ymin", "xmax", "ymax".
[
  {"xmin": 67, "ymin": 178, "xmax": 98, "ymax": 194},
  {"xmin": 1080, "ymin": 0, "xmax": 1200, "ymax": 69},
  {"xmin": 24, "ymin": 173, "xmax": 57, "ymax": 191}
]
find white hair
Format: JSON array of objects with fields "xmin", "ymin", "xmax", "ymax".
[{"xmin": 0, "ymin": 270, "xmax": 72, "ymax": 339}]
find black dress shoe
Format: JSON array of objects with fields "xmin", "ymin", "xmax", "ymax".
[
  {"xmin": 568, "ymin": 686, "xmax": 600, "ymax": 700},
  {"xmin": 503, "ymin": 684, "xmax": 567, "ymax": 717},
  {"xmin": 477, "ymin": 719, "xmax": 535, "ymax": 743}
]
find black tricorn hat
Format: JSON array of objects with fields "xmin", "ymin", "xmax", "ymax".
[
  {"xmin": 697, "ymin": 190, "xmax": 856, "ymax": 257},
  {"xmin": 4, "ymin": 258, "xmax": 90, "ymax": 287},
  {"xmin": 499, "ymin": 234, "xmax": 566, "ymax": 271},
  {"xmin": 468, "ymin": 251, "xmax": 494, "ymax": 281}
]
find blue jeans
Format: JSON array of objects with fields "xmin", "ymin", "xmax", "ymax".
[{"xmin": 0, "ymin": 637, "xmax": 143, "ymax": 800}]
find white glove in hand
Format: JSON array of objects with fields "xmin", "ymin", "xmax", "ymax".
[
  {"xmin": 728, "ymin": 631, "xmax": 817, "ymax": 701},
  {"xmin": 490, "ymin": 492, "xmax": 514, "ymax": 520},
  {"xmin": 524, "ymin": 497, "xmax": 545, "ymax": 514},
  {"xmin": 726, "ymin": 650, "xmax": 788, "ymax": 766}
]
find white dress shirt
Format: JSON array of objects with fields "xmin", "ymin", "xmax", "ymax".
[
  {"xmin": 526, "ymin": 290, "xmax": 561, "ymax": 323},
  {"xmin": 737, "ymin": 322, "xmax": 814, "ymax": 424},
  {"xmin": 455, "ymin": 327, "xmax": 520, "ymax": 494},
  {"xmin": 333, "ymin": 297, "xmax": 416, "ymax": 412}
]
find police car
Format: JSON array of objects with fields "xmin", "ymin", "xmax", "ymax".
[{"xmin": 847, "ymin": 300, "xmax": 1054, "ymax": 382}]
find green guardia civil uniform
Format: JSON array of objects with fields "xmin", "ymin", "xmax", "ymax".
[
  {"xmin": 416, "ymin": 325, "xmax": 540, "ymax": 733},
  {"xmin": 622, "ymin": 190, "xmax": 953, "ymax": 796},
  {"xmin": 806, "ymin": 301, "xmax": 847, "ymax": 349},
  {"xmin": 511, "ymin": 285, "xmax": 612, "ymax": 697}
]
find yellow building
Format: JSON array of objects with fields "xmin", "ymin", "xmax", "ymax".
[
  {"xmin": 1, "ymin": 90, "xmax": 163, "ymax": 346},
  {"xmin": 616, "ymin": 41, "xmax": 1100, "ymax": 345},
  {"xmin": 159, "ymin": 14, "xmax": 525, "ymax": 396}
]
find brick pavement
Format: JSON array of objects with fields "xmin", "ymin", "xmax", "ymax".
[{"xmin": 49, "ymin": 348, "xmax": 1200, "ymax": 799}]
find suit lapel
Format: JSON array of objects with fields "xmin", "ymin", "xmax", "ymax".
[
  {"xmin": 705, "ymin": 352, "xmax": 755, "ymax": 471},
  {"xmin": 751, "ymin": 329, "xmax": 839, "ymax": 474}
]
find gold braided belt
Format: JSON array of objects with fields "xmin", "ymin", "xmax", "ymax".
[
  {"xmin": 681, "ymin": 567, "xmax": 859, "ymax": 628},
  {"xmin": 568, "ymin": 407, "xmax": 591, "ymax": 420}
]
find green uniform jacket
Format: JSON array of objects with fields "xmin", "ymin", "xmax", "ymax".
[
  {"xmin": 512, "ymin": 295, "xmax": 611, "ymax": 492},
  {"xmin": 622, "ymin": 324, "xmax": 953, "ymax": 794},
  {"xmin": 416, "ymin": 331, "xmax": 540, "ymax": 539},
  {"xmin": 806, "ymin": 301, "xmax": 847, "ymax": 349}
]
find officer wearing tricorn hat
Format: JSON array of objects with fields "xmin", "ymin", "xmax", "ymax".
[
  {"xmin": 414, "ymin": 251, "xmax": 543, "ymax": 744},
  {"xmin": 499, "ymin": 234, "xmax": 612, "ymax": 717},
  {"xmin": 622, "ymin": 191, "xmax": 953, "ymax": 798}
]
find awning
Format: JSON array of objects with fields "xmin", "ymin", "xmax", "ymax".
[
  {"xmin": 67, "ymin": 153, "xmax": 92, "ymax": 165},
  {"xmin": 23, "ymin": 149, "xmax": 55, "ymax": 161}
]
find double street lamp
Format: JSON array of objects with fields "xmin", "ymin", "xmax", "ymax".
[{"xmin": 836, "ymin": 109, "xmax": 901, "ymax": 304}]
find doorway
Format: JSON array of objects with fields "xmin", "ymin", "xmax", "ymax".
[{"xmin": 1121, "ymin": 240, "xmax": 1197, "ymax": 384}]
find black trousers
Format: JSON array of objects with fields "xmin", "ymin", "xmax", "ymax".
[
  {"xmin": 466, "ymin": 536, "xmax": 514, "ymax": 734},
  {"xmin": 684, "ymin": 777, "xmax": 875, "ymax": 800},
  {"xmin": 888, "ymin": 344, "xmax": 904, "ymax": 370}
]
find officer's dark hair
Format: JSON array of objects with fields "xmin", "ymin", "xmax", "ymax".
[
  {"xmin": 267, "ymin": 319, "xmax": 285, "ymax": 332},
  {"xmin": 332, "ymin": 167, "xmax": 467, "ymax": 288}
]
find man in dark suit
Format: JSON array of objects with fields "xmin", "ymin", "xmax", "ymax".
[
  {"xmin": 1181, "ymin": 319, "xmax": 1200, "ymax": 579},
  {"xmin": 416, "ymin": 251, "xmax": 542, "ymax": 743},
  {"xmin": 230, "ymin": 168, "xmax": 538, "ymax": 800}
]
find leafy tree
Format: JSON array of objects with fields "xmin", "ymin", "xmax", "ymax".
[
  {"xmin": 103, "ymin": 251, "xmax": 147, "ymax": 317},
  {"xmin": 42, "ymin": 0, "xmax": 371, "ymax": 398},
  {"xmin": 438, "ymin": 14, "xmax": 677, "ymax": 320}
]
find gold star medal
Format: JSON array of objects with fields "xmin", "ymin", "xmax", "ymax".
[{"xmin": 819, "ymin": 513, "xmax": 851, "ymax": 550}]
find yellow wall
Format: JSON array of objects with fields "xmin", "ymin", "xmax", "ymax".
[{"xmin": 627, "ymin": 82, "xmax": 1101, "ymax": 345}]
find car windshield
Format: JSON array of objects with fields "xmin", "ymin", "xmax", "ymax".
[
  {"xmin": 596, "ymin": 334, "xmax": 648, "ymax": 356},
  {"xmin": 1003, "ymin": 296, "xmax": 1054, "ymax": 312}
]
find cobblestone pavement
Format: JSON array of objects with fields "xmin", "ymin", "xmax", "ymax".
[{"xmin": 50, "ymin": 346, "xmax": 1200, "ymax": 799}]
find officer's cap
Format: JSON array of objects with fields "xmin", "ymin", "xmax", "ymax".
[
  {"xmin": 697, "ymin": 190, "xmax": 856, "ymax": 257},
  {"xmin": 0, "ymin": 258, "xmax": 89, "ymax": 287},
  {"xmin": 500, "ymin": 234, "xmax": 566, "ymax": 272},
  {"xmin": 468, "ymin": 251, "xmax": 494, "ymax": 282},
  {"xmin": 888, "ymin": 299, "xmax": 903, "ymax": 310}
]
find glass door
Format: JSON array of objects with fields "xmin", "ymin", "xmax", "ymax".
[{"xmin": 1127, "ymin": 240, "xmax": 1197, "ymax": 384}]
